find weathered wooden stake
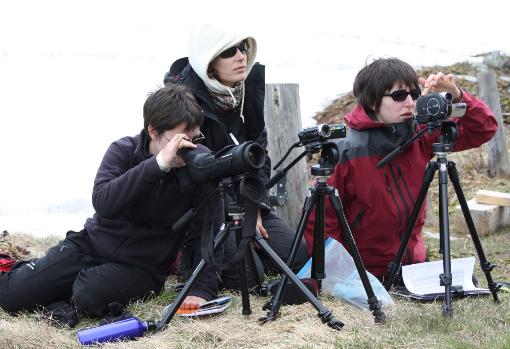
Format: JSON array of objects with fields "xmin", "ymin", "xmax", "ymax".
[
  {"xmin": 477, "ymin": 69, "xmax": 510, "ymax": 177},
  {"xmin": 264, "ymin": 84, "xmax": 308, "ymax": 229}
]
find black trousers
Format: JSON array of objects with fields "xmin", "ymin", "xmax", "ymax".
[
  {"xmin": 0, "ymin": 231, "xmax": 165, "ymax": 317},
  {"xmin": 220, "ymin": 211, "xmax": 308, "ymax": 290}
]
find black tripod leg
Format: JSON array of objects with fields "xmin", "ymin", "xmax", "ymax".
[
  {"xmin": 448, "ymin": 162, "xmax": 500, "ymax": 303},
  {"xmin": 384, "ymin": 162, "xmax": 437, "ymax": 290},
  {"xmin": 246, "ymin": 245, "xmax": 265, "ymax": 295},
  {"xmin": 155, "ymin": 226, "xmax": 230, "ymax": 331},
  {"xmin": 438, "ymin": 158, "xmax": 453, "ymax": 317},
  {"xmin": 261, "ymin": 189, "xmax": 319, "ymax": 321},
  {"xmin": 327, "ymin": 187, "xmax": 386, "ymax": 323},
  {"xmin": 254, "ymin": 231, "xmax": 344, "ymax": 330},
  {"xmin": 235, "ymin": 222, "xmax": 252, "ymax": 315},
  {"xmin": 311, "ymin": 185, "xmax": 326, "ymax": 283}
]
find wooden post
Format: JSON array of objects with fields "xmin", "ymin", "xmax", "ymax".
[
  {"xmin": 477, "ymin": 69, "xmax": 510, "ymax": 177},
  {"xmin": 264, "ymin": 84, "xmax": 308, "ymax": 229}
]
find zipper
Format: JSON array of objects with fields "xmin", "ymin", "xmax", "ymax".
[
  {"xmin": 155, "ymin": 176, "xmax": 165, "ymax": 199},
  {"xmin": 397, "ymin": 165, "xmax": 414, "ymax": 207},
  {"xmin": 349, "ymin": 208, "xmax": 366, "ymax": 231},
  {"xmin": 385, "ymin": 173, "xmax": 402, "ymax": 228},
  {"xmin": 388, "ymin": 163, "xmax": 410, "ymax": 221},
  {"xmin": 397, "ymin": 165, "xmax": 419, "ymax": 265}
]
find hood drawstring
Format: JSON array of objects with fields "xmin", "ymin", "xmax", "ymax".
[
  {"xmin": 226, "ymin": 88, "xmax": 237, "ymax": 108},
  {"xmin": 225, "ymin": 82, "xmax": 245, "ymax": 123},
  {"xmin": 239, "ymin": 81, "xmax": 246, "ymax": 123}
]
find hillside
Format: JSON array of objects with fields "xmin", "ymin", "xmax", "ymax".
[{"xmin": 313, "ymin": 51, "xmax": 510, "ymax": 125}]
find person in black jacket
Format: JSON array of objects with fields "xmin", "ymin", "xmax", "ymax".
[
  {"xmin": 0, "ymin": 85, "xmax": 224, "ymax": 323},
  {"xmin": 164, "ymin": 24, "xmax": 307, "ymax": 289}
]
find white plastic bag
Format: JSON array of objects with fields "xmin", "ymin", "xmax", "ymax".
[{"xmin": 297, "ymin": 237, "xmax": 393, "ymax": 310}]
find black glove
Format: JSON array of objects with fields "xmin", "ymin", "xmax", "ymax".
[
  {"xmin": 98, "ymin": 302, "xmax": 134, "ymax": 326},
  {"xmin": 42, "ymin": 301, "xmax": 79, "ymax": 328}
]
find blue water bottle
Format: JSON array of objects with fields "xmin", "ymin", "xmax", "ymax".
[{"xmin": 77, "ymin": 317, "xmax": 156, "ymax": 345}]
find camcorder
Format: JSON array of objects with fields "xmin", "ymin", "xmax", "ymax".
[
  {"xmin": 414, "ymin": 92, "xmax": 467, "ymax": 124},
  {"xmin": 178, "ymin": 141, "xmax": 265, "ymax": 184},
  {"xmin": 298, "ymin": 123, "xmax": 347, "ymax": 145}
]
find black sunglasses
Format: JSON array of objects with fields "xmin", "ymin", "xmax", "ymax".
[
  {"xmin": 383, "ymin": 88, "xmax": 421, "ymax": 102},
  {"xmin": 219, "ymin": 40, "xmax": 248, "ymax": 59},
  {"xmin": 191, "ymin": 131, "xmax": 205, "ymax": 144}
]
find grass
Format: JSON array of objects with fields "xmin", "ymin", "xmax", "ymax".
[{"xmin": 1, "ymin": 224, "xmax": 510, "ymax": 349}]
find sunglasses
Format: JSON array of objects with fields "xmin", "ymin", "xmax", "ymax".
[
  {"xmin": 191, "ymin": 131, "xmax": 205, "ymax": 144},
  {"xmin": 383, "ymin": 88, "xmax": 421, "ymax": 102},
  {"xmin": 219, "ymin": 40, "xmax": 248, "ymax": 59}
]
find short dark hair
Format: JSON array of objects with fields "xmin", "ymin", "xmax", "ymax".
[
  {"xmin": 143, "ymin": 84, "xmax": 203, "ymax": 134},
  {"xmin": 353, "ymin": 58, "xmax": 419, "ymax": 120}
]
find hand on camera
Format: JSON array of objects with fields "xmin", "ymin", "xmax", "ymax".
[
  {"xmin": 160, "ymin": 133, "xmax": 196, "ymax": 168},
  {"xmin": 419, "ymin": 72, "xmax": 462, "ymax": 100}
]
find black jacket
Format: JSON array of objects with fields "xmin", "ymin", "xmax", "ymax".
[
  {"xmin": 166, "ymin": 59, "xmax": 272, "ymax": 211},
  {"xmin": 84, "ymin": 130, "xmax": 223, "ymax": 300}
]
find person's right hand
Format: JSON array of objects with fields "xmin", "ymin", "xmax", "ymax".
[
  {"xmin": 159, "ymin": 133, "xmax": 196, "ymax": 168},
  {"xmin": 179, "ymin": 295, "xmax": 206, "ymax": 310},
  {"xmin": 418, "ymin": 72, "xmax": 461, "ymax": 100}
]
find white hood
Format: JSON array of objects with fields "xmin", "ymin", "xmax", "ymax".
[{"xmin": 188, "ymin": 24, "xmax": 257, "ymax": 94}]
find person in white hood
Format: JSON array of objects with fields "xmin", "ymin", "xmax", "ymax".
[{"xmin": 165, "ymin": 24, "xmax": 307, "ymax": 291}]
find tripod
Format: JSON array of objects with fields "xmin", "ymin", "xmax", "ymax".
[
  {"xmin": 156, "ymin": 176, "xmax": 344, "ymax": 331},
  {"xmin": 261, "ymin": 143, "xmax": 386, "ymax": 324},
  {"xmin": 382, "ymin": 122, "xmax": 500, "ymax": 317}
]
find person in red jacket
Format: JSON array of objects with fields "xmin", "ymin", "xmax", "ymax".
[{"xmin": 304, "ymin": 57, "xmax": 498, "ymax": 281}]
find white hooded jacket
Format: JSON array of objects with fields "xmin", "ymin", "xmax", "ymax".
[{"xmin": 188, "ymin": 24, "xmax": 257, "ymax": 95}]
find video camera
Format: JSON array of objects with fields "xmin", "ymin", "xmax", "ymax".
[
  {"xmin": 298, "ymin": 123, "xmax": 347, "ymax": 146},
  {"xmin": 415, "ymin": 92, "xmax": 467, "ymax": 124},
  {"xmin": 178, "ymin": 141, "xmax": 265, "ymax": 184}
]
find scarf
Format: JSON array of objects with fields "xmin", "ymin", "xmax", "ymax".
[{"xmin": 208, "ymin": 82, "xmax": 244, "ymax": 112}]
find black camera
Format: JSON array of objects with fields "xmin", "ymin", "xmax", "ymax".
[
  {"xmin": 415, "ymin": 92, "xmax": 467, "ymax": 124},
  {"xmin": 178, "ymin": 141, "xmax": 265, "ymax": 184},
  {"xmin": 298, "ymin": 123, "xmax": 347, "ymax": 145}
]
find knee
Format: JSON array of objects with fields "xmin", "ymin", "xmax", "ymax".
[
  {"xmin": 72, "ymin": 272, "xmax": 111, "ymax": 317},
  {"xmin": 72, "ymin": 286, "xmax": 109, "ymax": 317}
]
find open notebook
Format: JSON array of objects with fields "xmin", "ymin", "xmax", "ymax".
[{"xmin": 390, "ymin": 257, "xmax": 490, "ymax": 300}]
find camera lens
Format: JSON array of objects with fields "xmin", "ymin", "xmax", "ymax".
[
  {"xmin": 244, "ymin": 143, "xmax": 265, "ymax": 169},
  {"xmin": 317, "ymin": 124, "xmax": 331, "ymax": 138}
]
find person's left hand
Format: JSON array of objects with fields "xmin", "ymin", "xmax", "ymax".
[
  {"xmin": 251, "ymin": 208, "xmax": 268, "ymax": 250},
  {"xmin": 256, "ymin": 208, "xmax": 268, "ymax": 239},
  {"xmin": 419, "ymin": 72, "xmax": 461, "ymax": 100},
  {"xmin": 179, "ymin": 295, "xmax": 206, "ymax": 310}
]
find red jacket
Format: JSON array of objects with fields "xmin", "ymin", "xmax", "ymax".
[{"xmin": 304, "ymin": 91, "xmax": 498, "ymax": 279}]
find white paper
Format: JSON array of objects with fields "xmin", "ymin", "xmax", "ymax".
[{"xmin": 402, "ymin": 257, "xmax": 488, "ymax": 295}]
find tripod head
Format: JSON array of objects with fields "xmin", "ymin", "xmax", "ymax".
[
  {"xmin": 172, "ymin": 172, "xmax": 266, "ymax": 232},
  {"xmin": 220, "ymin": 174, "xmax": 266, "ymax": 219},
  {"xmin": 266, "ymin": 123, "xmax": 346, "ymax": 189},
  {"xmin": 431, "ymin": 121, "xmax": 458, "ymax": 154},
  {"xmin": 309, "ymin": 141, "xmax": 340, "ymax": 177}
]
